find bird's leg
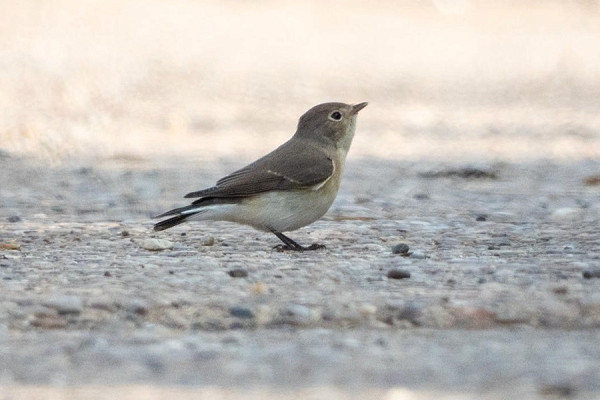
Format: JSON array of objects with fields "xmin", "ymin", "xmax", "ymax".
[{"xmin": 272, "ymin": 231, "xmax": 326, "ymax": 252}]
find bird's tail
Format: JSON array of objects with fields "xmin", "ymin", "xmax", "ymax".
[
  {"xmin": 153, "ymin": 197, "xmax": 237, "ymax": 231},
  {"xmin": 153, "ymin": 204, "xmax": 205, "ymax": 231},
  {"xmin": 153, "ymin": 214, "xmax": 191, "ymax": 231}
]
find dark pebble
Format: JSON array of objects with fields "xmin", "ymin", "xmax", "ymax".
[
  {"xmin": 387, "ymin": 269, "xmax": 411, "ymax": 279},
  {"xmin": 120, "ymin": 230, "xmax": 130, "ymax": 237},
  {"xmin": 229, "ymin": 306, "xmax": 254, "ymax": 319},
  {"xmin": 538, "ymin": 384, "xmax": 575, "ymax": 397},
  {"xmin": 582, "ymin": 270, "xmax": 600, "ymax": 279},
  {"xmin": 7, "ymin": 216, "xmax": 21, "ymax": 223},
  {"xmin": 103, "ymin": 271, "xmax": 112, "ymax": 277},
  {"xmin": 476, "ymin": 215, "xmax": 487, "ymax": 221},
  {"xmin": 228, "ymin": 268, "xmax": 248, "ymax": 278},
  {"xmin": 495, "ymin": 239, "xmax": 511, "ymax": 247},
  {"xmin": 391, "ymin": 243, "xmax": 410, "ymax": 255},
  {"xmin": 413, "ymin": 193, "xmax": 429, "ymax": 200},
  {"xmin": 397, "ymin": 303, "xmax": 422, "ymax": 323}
]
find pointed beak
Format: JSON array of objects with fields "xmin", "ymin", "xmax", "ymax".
[{"xmin": 351, "ymin": 102, "xmax": 368, "ymax": 115}]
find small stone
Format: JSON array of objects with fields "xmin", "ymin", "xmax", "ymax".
[
  {"xmin": 387, "ymin": 269, "xmax": 411, "ymax": 279},
  {"xmin": 583, "ymin": 175, "xmax": 600, "ymax": 186},
  {"xmin": 124, "ymin": 299, "xmax": 148, "ymax": 315},
  {"xmin": 397, "ymin": 303, "xmax": 423, "ymax": 324},
  {"xmin": 551, "ymin": 207, "xmax": 583, "ymax": 221},
  {"xmin": 104, "ymin": 271, "xmax": 112, "ymax": 277},
  {"xmin": 413, "ymin": 193, "xmax": 429, "ymax": 200},
  {"xmin": 582, "ymin": 270, "xmax": 600, "ymax": 279},
  {"xmin": 538, "ymin": 384, "xmax": 575, "ymax": 397},
  {"xmin": 277, "ymin": 304, "xmax": 314, "ymax": 325},
  {"xmin": 391, "ymin": 243, "xmax": 410, "ymax": 255},
  {"xmin": 228, "ymin": 268, "xmax": 248, "ymax": 278},
  {"xmin": 495, "ymin": 238, "xmax": 511, "ymax": 247},
  {"xmin": 410, "ymin": 250, "xmax": 426, "ymax": 259},
  {"xmin": 120, "ymin": 230, "xmax": 130, "ymax": 237},
  {"xmin": 202, "ymin": 236, "xmax": 215, "ymax": 246},
  {"xmin": 359, "ymin": 303, "xmax": 377, "ymax": 316},
  {"xmin": 0, "ymin": 243, "xmax": 21, "ymax": 251},
  {"xmin": 251, "ymin": 282, "xmax": 268, "ymax": 294},
  {"xmin": 30, "ymin": 315, "xmax": 68, "ymax": 329},
  {"xmin": 552, "ymin": 286, "xmax": 568, "ymax": 295},
  {"xmin": 139, "ymin": 238, "xmax": 174, "ymax": 251},
  {"xmin": 229, "ymin": 306, "xmax": 254, "ymax": 319},
  {"xmin": 43, "ymin": 295, "xmax": 83, "ymax": 315},
  {"xmin": 7, "ymin": 216, "xmax": 21, "ymax": 223},
  {"xmin": 476, "ymin": 215, "xmax": 487, "ymax": 221}
]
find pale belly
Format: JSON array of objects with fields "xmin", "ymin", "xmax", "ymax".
[
  {"xmin": 190, "ymin": 165, "xmax": 343, "ymax": 233},
  {"xmin": 235, "ymin": 184, "xmax": 339, "ymax": 232}
]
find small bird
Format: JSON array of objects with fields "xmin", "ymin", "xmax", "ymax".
[{"xmin": 154, "ymin": 101, "xmax": 368, "ymax": 251}]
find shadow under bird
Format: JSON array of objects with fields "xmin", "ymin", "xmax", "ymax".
[{"xmin": 154, "ymin": 101, "xmax": 368, "ymax": 251}]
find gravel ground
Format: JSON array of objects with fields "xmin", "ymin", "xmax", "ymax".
[
  {"xmin": 1, "ymin": 154, "xmax": 599, "ymax": 399},
  {"xmin": 1, "ymin": 2, "xmax": 600, "ymax": 398}
]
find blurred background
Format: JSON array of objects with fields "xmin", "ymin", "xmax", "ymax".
[{"xmin": 1, "ymin": 0, "xmax": 599, "ymax": 164}]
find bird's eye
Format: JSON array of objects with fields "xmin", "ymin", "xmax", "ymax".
[{"xmin": 329, "ymin": 111, "xmax": 343, "ymax": 121}]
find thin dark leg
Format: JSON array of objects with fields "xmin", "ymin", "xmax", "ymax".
[{"xmin": 272, "ymin": 231, "xmax": 326, "ymax": 252}]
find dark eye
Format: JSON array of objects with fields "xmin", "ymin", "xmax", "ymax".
[{"xmin": 329, "ymin": 111, "xmax": 343, "ymax": 121}]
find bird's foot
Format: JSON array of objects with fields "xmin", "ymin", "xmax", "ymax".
[{"xmin": 273, "ymin": 243, "xmax": 326, "ymax": 252}]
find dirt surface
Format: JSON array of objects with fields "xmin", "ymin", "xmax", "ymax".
[
  {"xmin": 2, "ymin": 1, "xmax": 600, "ymax": 399},
  {"xmin": 1, "ymin": 154, "xmax": 600, "ymax": 399}
]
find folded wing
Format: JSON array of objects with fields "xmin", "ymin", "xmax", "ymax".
[{"xmin": 184, "ymin": 139, "xmax": 334, "ymax": 200}]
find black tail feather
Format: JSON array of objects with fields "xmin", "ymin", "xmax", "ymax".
[
  {"xmin": 154, "ymin": 204, "xmax": 200, "ymax": 219},
  {"xmin": 153, "ymin": 214, "xmax": 191, "ymax": 231}
]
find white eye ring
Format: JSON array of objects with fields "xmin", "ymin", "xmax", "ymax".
[{"xmin": 329, "ymin": 111, "xmax": 343, "ymax": 121}]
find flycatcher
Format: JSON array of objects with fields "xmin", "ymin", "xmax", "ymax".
[{"xmin": 154, "ymin": 101, "xmax": 368, "ymax": 251}]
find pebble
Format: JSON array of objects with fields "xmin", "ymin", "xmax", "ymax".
[
  {"xmin": 7, "ymin": 216, "xmax": 21, "ymax": 223},
  {"xmin": 410, "ymin": 250, "xmax": 426, "ymax": 259},
  {"xmin": 387, "ymin": 269, "xmax": 411, "ymax": 279},
  {"xmin": 202, "ymin": 236, "xmax": 215, "ymax": 246},
  {"xmin": 0, "ymin": 243, "xmax": 21, "ymax": 250},
  {"xmin": 359, "ymin": 303, "xmax": 378, "ymax": 316},
  {"xmin": 30, "ymin": 315, "xmax": 68, "ymax": 329},
  {"xmin": 277, "ymin": 304, "xmax": 314, "ymax": 325},
  {"xmin": 476, "ymin": 215, "xmax": 487, "ymax": 221},
  {"xmin": 413, "ymin": 193, "xmax": 429, "ymax": 200},
  {"xmin": 43, "ymin": 295, "xmax": 84, "ymax": 315},
  {"xmin": 251, "ymin": 282, "xmax": 268, "ymax": 294},
  {"xmin": 582, "ymin": 270, "xmax": 600, "ymax": 279},
  {"xmin": 551, "ymin": 207, "xmax": 583, "ymax": 221},
  {"xmin": 139, "ymin": 238, "xmax": 174, "ymax": 251},
  {"xmin": 397, "ymin": 303, "xmax": 423, "ymax": 324},
  {"xmin": 391, "ymin": 243, "xmax": 410, "ymax": 255},
  {"xmin": 228, "ymin": 268, "xmax": 248, "ymax": 278},
  {"xmin": 229, "ymin": 306, "xmax": 254, "ymax": 319},
  {"xmin": 124, "ymin": 299, "xmax": 149, "ymax": 315}
]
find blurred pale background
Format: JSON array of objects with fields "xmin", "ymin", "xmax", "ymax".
[{"xmin": 1, "ymin": 0, "xmax": 599, "ymax": 164}]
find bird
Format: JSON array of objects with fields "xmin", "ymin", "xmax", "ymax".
[{"xmin": 153, "ymin": 101, "xmax": 368, "ymax": 251}]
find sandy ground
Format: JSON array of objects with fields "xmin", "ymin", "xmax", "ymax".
[{"xmin": 1, "ymin": 1, "xmax": 600, "ymax": 399}]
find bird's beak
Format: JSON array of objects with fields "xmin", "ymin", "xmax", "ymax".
[{"xmin": 351, "ymin": 102, "xmax": 368, "ymax": 115}]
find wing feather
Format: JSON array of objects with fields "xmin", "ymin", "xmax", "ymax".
[{"xmin": 184, "ymin": 139, "xmax": 334, "ymax": 199}]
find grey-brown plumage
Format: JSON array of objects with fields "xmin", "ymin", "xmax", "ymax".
[{"xmin": 154, "ymin": 101, "xmax": 368, "ymax": 251}]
